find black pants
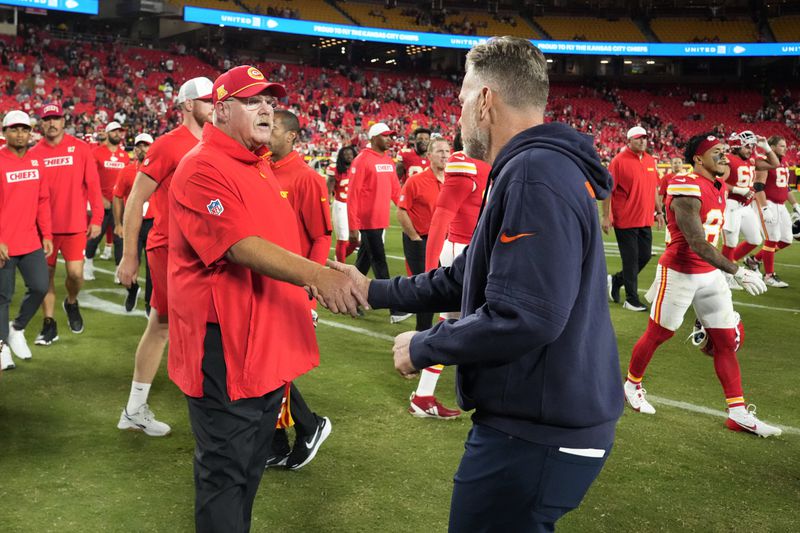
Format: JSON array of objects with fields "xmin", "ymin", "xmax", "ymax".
[
  {"xmin": 355, "ymin": 228, "xmax": 399, "ymax": 315},
  {"xmin": 0, "ymin": 248, "xmax": 49, "ymax": 342},
  {"xmin": 138, "ymin": 218, "xmax": 154, "ymax": 309},
  {"xmin": 270, "ymin": 383, "xmax": 318, "ymax": 455},
  {"xmin": 186, "ymin": 324, "xmax": 284, "ymax": 533},
  {"xmin": 402, "ymin": 233, "xmax": 433, "ymax": 331},
  {"xmin": 85, "ymin": 208, "xmax": 123, "ymax": 264},
  {"xmin": 449, "ymin": 424, "xmax": 610, "ymax": 533},
  {"xmin": 612, "ymin": 227, "xmax": 652, "ymax": 306}
]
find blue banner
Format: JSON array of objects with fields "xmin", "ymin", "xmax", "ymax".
[
  {"xmin": 0, "ymin": 0, "xmax": 98, "ymax": 15},
  {"xmin": 184, "ymin": 6, "xmax": 800, "ymax": 58}
]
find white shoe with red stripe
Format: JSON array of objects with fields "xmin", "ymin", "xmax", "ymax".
[
  {"xmin": 624, "ymin": 382, "xmax": 656, "ymax": 414},
  {"xmin": 725, "ymin": 405, "xmax": 782, "ymax": 438},
  {"xmin": 408, "ymin": 393, "xmax": 461, "ymax": 419}
]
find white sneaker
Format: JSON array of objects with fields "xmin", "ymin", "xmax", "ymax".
[
  {"xmin": 7, "ymin": 322, "xmax": 32, "ymax": 360},
  {"xmin": 764, "ymin": 274, "xmax": 789, "ymax": 288},
  {"xmin": 390, "ymin": 312, "xmax": 413, "ymax": 324},
  {"xmin": 117, "ymin": 404, "xmax": 172, "ymax": 437},
  {"xmin": 624, "ymin": 383, "xmax": 656, "ymax": 414},
  {"xmin": 622, "ymin": 301, "xmax": 647, "ymax": 312},
  {"xmin": 726, "ymin": 405, "xmax": 782, "ymax": 438},
  {"xmin": 99, "ymin": 247, "xmax": 113, "ymax": 260},
  {"xmin": 83, "ymin": 258, "xmax": 96, "ymax": 281},
  {"xmin": 1, "ymin": 344, "xmax": 14, "ymax": 371},
  {"xmin": 726, "ymin": 273, "xmax": 743, "ymax": 291}
]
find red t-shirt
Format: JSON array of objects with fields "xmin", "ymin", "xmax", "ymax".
[
  {"xmin": 0, "ymin": 147, "xmax": 53, "ymax": 255},
  {"xmin": 93, "ymin": 143, "xmax": 130, "ymax": 202},
  {"xmin": 659, "ymin": 173, "xmax": 726, "ymax": 274},
  {"xmin": 425, "ymin": 152, "xmax": 491, "ymax": 270},
  {"xmin": 168, "ymin": 124, "xmax": 319, "ymax": 401},
  {"xmin": 114, "ymin": 160, "xmax": 155, "ymax": 220},
  {"xmin": 30, "ymin": 134, "xmax": 103, "ymax": 233},
  {"xmin": 725, "ymin": 153, "xmax": 755, "ymax": 205},
  {"xmin": 348, "ymin": 148, "xmax": 400, "ymax": 230},
  {"xmin": 608, "ymin": 148, "xmax": 660, "ymax": 229},
  {"xmin": 270, "ymin": 151, "xmax": 332, "ymax": 265},
  {"xmin": 398, "ymin": 167, "xmax": 442, "ymax": 236},
  {"xmin": 399, "ymin": 148, "xmax": 429, "ymax": 181},
  {"xmin": 141, "ymin": 124, "xmax": 199, "ymax": 251},
  {"xmin": 764, "ymin": 162, "xmax": 792, "ymax": 204}
]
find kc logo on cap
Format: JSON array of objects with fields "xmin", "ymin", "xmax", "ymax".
[{"xmin": 247, "ymin": 67, "xmax": 265, "ymax": 80}]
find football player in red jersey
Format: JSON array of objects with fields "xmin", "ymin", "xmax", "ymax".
[
  {"xmin": 624, "ymin": 133, "xmax": 780, "ymax": 437},
  {"xmin": 745, "ymin": 135, "xmax": 800, "ymax": 287},
  {"xmin": 115, "ymin": 77, "xmax": 214, "ymax": 437},
  {"xmin": 85, "ymin": 121, "xmax": 130, "ymax": 278},
  {"xmin": 720, "ymin": 131, "xmax": 779, "ymax": 289},
  {"xmin": 396, "ymin": 127, "xmax": 430, "ymax": 184},
  {"xmin": 326, "ymin": 145, "xmax": 357, "ymax": 262}
]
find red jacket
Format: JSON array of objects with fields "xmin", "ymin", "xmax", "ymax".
[
  {"xmin": 347, "ymin": 147, "xmax": 400, "ymax": 230},
  {"xmin": 608, "ymin": 148, "xmax": 659, "ymax": 229}
]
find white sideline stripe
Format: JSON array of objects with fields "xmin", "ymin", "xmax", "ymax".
[
  {"xmin": 318, "ymin": 319, "xmax": 394, "ymax": 342},
  {"xmin": 776, "ymin": 262, "xmax": 800, "ymax": 269},
  {"xmin": 58, "ymin": 258, "xmax": 146, "ymax": 284},
  {"xmin": 81, "ymin": 288, "xmax": 147, "ymax": 317}
]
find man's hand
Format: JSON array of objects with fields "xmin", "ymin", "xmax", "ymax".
[
  {"xmin": 309, "ymin": 267, "xmax": 369, "ymax": 317},
  {"xmin": 117, "ymin": 255, "xmax": 139, "ymax": 288},
  {"xmin": 601, "ymin": 215, "xmax": 611, "ymax": 235},
  {"xmin": 326, "ymin": 259, "xmax": 371, "ymax": 301},
  {"xmin": 348, "ymin": 229, "xmax": 360, "ymax": 245},
  {"xmin": 392, "ymin": 331, "xmax": 419, "ymax": 379},
  {"xmin": 114, "ymin": 224, "xmax": 124, "ymax": 239},
  {"xmin": 42, "ymin": 239, "xmax": 54, "ymax": 258},
  {"xmin": 655, "ymin": 212, "xmax": 665, "ymax": 230},
  {"xmin": 734, "ymin": 266, "xmax": 767, "ymax": 296},
  {"xmin": 86, "ymin": 224, "xmax": 101, "ymax": 239}
]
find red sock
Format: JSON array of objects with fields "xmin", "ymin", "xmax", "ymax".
[
  {"xmin": 754, "ymin": 249, "xmax": 764, "ymax": 261},
  {"xmin": 345, "ymin": 241, "xmax": 358, "ymax": 257},
  {"xmin": 628, "ymin": 319, "xmax": 675, "ymax": 381},
  {"xmin": 761, "ymin": 240, "xmax": 777, "ymax": 275},
  {"xmin": 335, "ymin": 240, "xmax": 348, "ymax": 263},
  {"xmin": 732, "ymin": 242, "xmax": 757, "ymax": 262},
  {"xmin": 722, "ymin": 245, "xmax": 736, "ymax": 261},
  {"xmin": 705, "ymin": 328, "xmax": 743, "ymax": 401}
]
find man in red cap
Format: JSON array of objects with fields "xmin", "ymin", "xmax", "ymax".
[
  {"xmin": 85, "ymin": 120, "xmax": 129, "ymax": 279},
  {"xmin": 168, "ymin": 64, "xmax": 366, "ymax": 532},
  {"xmin": 0, "ymin": 110, "xmax": 53, "ymax": 370},
  {"xmin": 115, "ymin": 76, "xmax": 213, "ymax": 437},
  {"xmin": 30, "ymin": 102, "xmax": 103, "ymax": 344},
  {"xmin": 347, "ymin": 122, "xmax": 408, "ymax": 322}
]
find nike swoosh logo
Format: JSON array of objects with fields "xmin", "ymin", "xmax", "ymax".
[
  {"xmin": 674, "ymin": 178, "xmax": 687, "ymax": 182},
  {"xmin": 500, "ymin": 232, "xmax": 536, "ymax": 243}
]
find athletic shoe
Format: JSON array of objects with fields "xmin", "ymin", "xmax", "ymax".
[
  {"xmin": 623, "ymin": 384, "xmax": 656, "ymax": 414},
  {"xmin": 764, "ymin": 273, "xmax": 789, "ymax": 288},
  {"xmin": 1, "ymin": 344, "xmax": 15, "ymax": 371},
  {"xmin": 266, "ymin": 452, "xmax": 290, "ymax": 468},
  {"xmin": 124, "ymin": 283, "xmax": 140, "ymax": 312},
  {"xmin": 408, "ymin": 393, "xmax": 462, "ymax": 419},
  {"xmin": 265, "ymin": 430, "xmax": 291, "ymax": 469},
  {"xmin": 117, "ymin": 404, "xmax": 172, "ymax": 437},
  {"xmin": 83, "ymin": 258, "xmax": 95, "ymax": 281},
  {"xmin": 286, "ymin": 416, "xmax": 331, "ymax": 470},
  {"xmin": 34, "ymin": 317, "xmax": 59, "ymax": 346},
  {"xmin": 99, "ymin": 247, "xmax": 112, "ymax": 260},
  {"xmin": 389, "ymin": 312, "xmax": 413, "ymax": 324},
  {"xmin": 725, "ymin": 405, "xmax": 782, "ymax": 438},
  {"xmin": 7, "ymin": 322, "xmax": 32, "ymax": 360},
  {"xmin": 744, "ymin": 255, "xmax": 761, "ymax": 272},
  {"xmin": 63, "ymin": 299, "xmax": 84, "ymax": 334},
  {"xmin": 622, "ymin": 300, "xmax": 647, "ymax": 312},
  {"xmin": 607, "ymin": 274, "xmax": 621, "ymax": 303},
  {"xmin": 726, "ymin": 274, "xmax": 743, "ymax": 291}
]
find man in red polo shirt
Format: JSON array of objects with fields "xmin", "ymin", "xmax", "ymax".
[
  {"xmin": 113, "ymin": 133, "xmax": 154, "ymax": 312},
  {"xmin": 397, "ymin": 137, "xmax": 449, "ymax": 331},
  {"xmin": 602, "ymin": 126, "xmax": 664, "ymax": 311},
  {"xmin": 348, "ymin": 122, "xmax": 406, "ymax": 323},
  {"xmin": 0, "ymin": 110, "xmax": 53, "ymax": 370},
  {"xmin": 168, "ymin": 64, "xmax": 366, "ymax": 531},
  {"xmin": 85, "ymin": 120, "xmax": 130, "ymax": 279},
  {"xmin": 30, "ymin": 102, "xmax": 103, "ymax": 344},
  {"xmin": 115, "ymin": 77, "xmax": 213, "ymax": 437}
]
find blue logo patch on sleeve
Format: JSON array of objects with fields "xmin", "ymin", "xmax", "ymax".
[{"xmin": 207, "ymin": 199, "xmax": 224, "ymax": 216}]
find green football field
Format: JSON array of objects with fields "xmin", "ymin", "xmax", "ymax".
[{"xmin": 1, "ymin": 210, "xmax": 798, "ymax": 532}]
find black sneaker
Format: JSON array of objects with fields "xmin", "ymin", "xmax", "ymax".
[
  {"xmin": 63, "ymin": 299, "xmax": 84, "ymax": 334},
  {"xmin": 608, "ymin": 274, "xmax": 621, "ymax": 304},
  {"xmin": 125, "ymin": 283, "xmax": 140, "ymax": 313},
  {"xmin": 34, "ymin": 317, "xmax": 59, "ymax": 346},
  {"xmin": 286, "ymin": 416, "xmax": 332, "ymax": 471},
  {"xmin": 265, "ymin": 429, "xmax": 291, "ymax": 469}
]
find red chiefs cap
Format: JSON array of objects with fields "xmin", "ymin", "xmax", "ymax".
[
  {"xmin": 212, "ymin": 65, "xmax": 287, "ymax": 105},
  {"xmin": 41, "ymin": 102, "xmax": 63, "ymax": 119}
]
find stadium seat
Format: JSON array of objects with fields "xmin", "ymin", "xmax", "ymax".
[
  {"xmin": 534, "ymin": 16, "xmax": 647, "ymax": 42},
  {"xmin": 769, "ymin": 15, "xmax": 800, "ymax": 42},
  {"xmin": 650, "ymin": 18, "xmax": 758, "ymax": 43}
]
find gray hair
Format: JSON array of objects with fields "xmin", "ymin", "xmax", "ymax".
[{"xmin": 465, "ymin": 36, "xmax": 549, "ymax": 110}]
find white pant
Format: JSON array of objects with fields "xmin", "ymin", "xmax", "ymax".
[
  {"xmin": 762, "ymin": 201, "xmax": 793, "ymax": 244},
  {"xmin": 332, "ymin": 199, "xmax": 348, "ymax": 241},
  {"xmin": 645, "ymin": 266, "xmax": 737, "ymax": 332},
  {"xmin": 439, "ymin": 239, "xmax": 467, "ymax": 320},
  {"xmin": 722, "ymin": 199, "xmax": 763, "ymax": 247}
]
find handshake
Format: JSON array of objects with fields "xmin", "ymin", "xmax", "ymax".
[{"xmin": 304, "ymin": 260, "xmax": 372, "ymax": 317}]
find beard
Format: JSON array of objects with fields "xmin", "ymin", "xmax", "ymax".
[
  {"xmin": 108, "ymin": 136, "xmax": 121, "ymax": 146},
  {"xmin": 192, "ymin": 105, "xmax": 211, "ymax": 126},
  {"xmin": 463, "ymin": 127, "xmax": 489, "ymax": 162}
]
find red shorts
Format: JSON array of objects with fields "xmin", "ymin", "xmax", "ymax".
[
  {"xmin": 147, "ymin": 246, "xmax": 168, "ymax": 318},
  {"xmin": 48, "ymin": 233, "xmax": 87, "ymax": 266}
]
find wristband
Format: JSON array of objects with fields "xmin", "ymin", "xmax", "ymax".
[{"xmin": 731, "ymin": 186, "xmax": 750, "ymax": 196}]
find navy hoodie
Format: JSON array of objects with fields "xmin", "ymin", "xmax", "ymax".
[{"xmin": 369, "ymin": 122, "xmax": 624, "ymax": 448}]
